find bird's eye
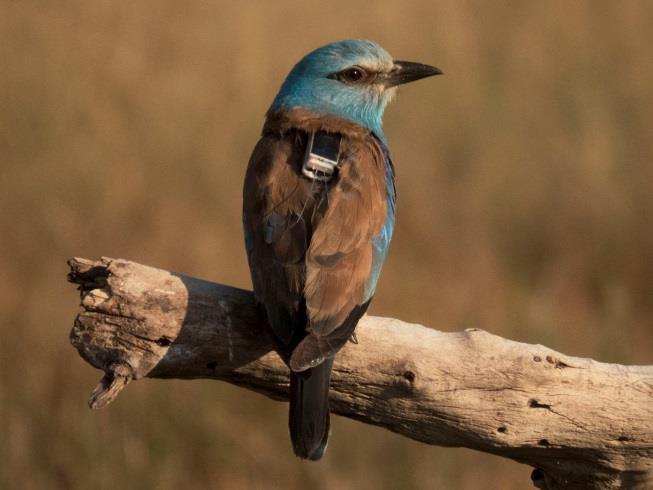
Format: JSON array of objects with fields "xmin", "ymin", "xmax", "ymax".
[
  {"xmin": 330, "ymin": 66, "xmax": 368, "ymax": 84},
  {"xmin": 342, "ymin": 67, "xmax": 364, "ymax": 82}
]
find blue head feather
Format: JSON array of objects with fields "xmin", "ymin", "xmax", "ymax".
[{"xmin": 270, "ymin": 40, "xmax": 397, "ymax": 141}]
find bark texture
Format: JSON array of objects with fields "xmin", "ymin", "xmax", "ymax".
[{"xmin": 67, "ymin": 257, "xmax": 653, "ymax": 490}]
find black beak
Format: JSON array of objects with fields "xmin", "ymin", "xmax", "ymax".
[{"xmin": 385, "ymin": 60, "xmax": 443, "ymax": 87}]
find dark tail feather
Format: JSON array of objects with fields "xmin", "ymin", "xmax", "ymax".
[{"xmin": 289, "ymin": 357, "xmax": 334, "ymax": 460}]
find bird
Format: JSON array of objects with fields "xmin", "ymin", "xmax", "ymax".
[{"xmin": 242, "ymin": 39, "xmax": 441, "ymax": 460}]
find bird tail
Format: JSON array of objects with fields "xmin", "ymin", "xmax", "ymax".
[{"xmin": 289, "ymin": 357, "xmax": 334, "ymax": 460}]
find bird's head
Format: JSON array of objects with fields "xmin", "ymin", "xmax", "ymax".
[{"xmin": 269, "ymin": 39, "xmax": 441, "ymax": 140}]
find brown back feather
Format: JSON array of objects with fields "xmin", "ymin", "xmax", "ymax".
[{"xmin": 243, "ymin": 109, "xmax": 389, "ymax": 367}]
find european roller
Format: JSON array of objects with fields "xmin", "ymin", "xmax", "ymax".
[{"xmin": 243, "ymin": 39, "xmax": 441, "ymax": 460}]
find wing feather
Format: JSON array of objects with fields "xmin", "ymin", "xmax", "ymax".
[
  {"xmin": 244, "ymin": 129, "xmax": 395, "ymax": 371},
  {"xmin": 290, "ymin": 137, "xmax": 393, "ymax": 371}
]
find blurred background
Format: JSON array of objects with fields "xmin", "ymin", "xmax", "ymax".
[{"xmin": 1, "ymin": 1, "xmax": 652, "ymax": 488}]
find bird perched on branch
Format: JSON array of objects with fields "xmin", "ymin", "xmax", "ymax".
[{"xmin": 243, "ymin": 39, "xmax": 441, "ymax": 460}]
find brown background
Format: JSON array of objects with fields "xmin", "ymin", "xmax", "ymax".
[{"xmin": 1, "ymin": 1, "xmax": 652, "ymax": 489}]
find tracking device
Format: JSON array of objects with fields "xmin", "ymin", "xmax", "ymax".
[{"xmin": 302, "ymin": 132, "xmax": 342, "ymax": 182}]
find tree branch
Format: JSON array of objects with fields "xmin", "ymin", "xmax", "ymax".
[{"xmin": 67, "ymin": 257, "xmax": 653, "ymax": 490}]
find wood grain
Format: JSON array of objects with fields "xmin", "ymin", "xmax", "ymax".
[{"xmin": 67, "ymin": 257, "xmax": 653, "ymax": 490}]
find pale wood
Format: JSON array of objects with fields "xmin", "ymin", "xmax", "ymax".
[{"xmin": 67, "ymin": 257, "xmax": 653, "ymax": 490}]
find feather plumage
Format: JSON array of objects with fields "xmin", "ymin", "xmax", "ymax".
[{"xmin": 242, "ymin": 39, "xmax": 439, "ymax": 460}]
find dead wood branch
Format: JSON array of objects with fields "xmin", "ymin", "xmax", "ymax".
[{"xmin": 67, "ymin": 257, "xmax": 653, "ymax": 489}]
